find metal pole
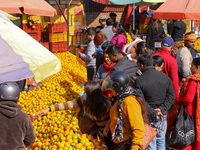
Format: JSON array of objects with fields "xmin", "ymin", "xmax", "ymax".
[{"xmin": 55, "ymin": 0, "xmax": 69, "ymax": 51}]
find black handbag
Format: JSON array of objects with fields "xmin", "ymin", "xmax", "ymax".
[
  {"xmin": 169, "ymin": 104, "xmax": 195, "ymax": 147},
  {"xmin": 77, "ymin": 107, "xmax": 98, "ymax": 137}
]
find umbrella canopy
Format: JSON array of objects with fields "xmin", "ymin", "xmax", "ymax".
[
  {"xmin": 154, "ymin": 0, "xmax": 200, "ymax": 20},
  {"xmin": 0, "ymin": 0, "xmax": 57, "ymax": 17},
  {"xmin": 0, "ymin": 17, "xmax": 61, "ymax": 83},
  {"xmin": 92, "ymin": 0, "xmax": 166, "ymax": 5}
]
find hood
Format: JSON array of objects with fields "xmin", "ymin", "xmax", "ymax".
[
  {"xmin": 0, "ymin": 101, "xmax": 22, "ymax": 118},
  {"xmin": 173, "ymin": 20, "xmax": 185, "ymax": 29}
]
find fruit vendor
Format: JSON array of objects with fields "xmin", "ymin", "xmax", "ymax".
[
  {"xmin": 101, "ymin": 71, "xmax": 148, "ymax": 150},
  {"xmin": 36, "ymin": 81, "xmax": 114, "ymax": 150},
  {"xmin": 0, "ymin": 82, "xmax": 35, "ymax": 149}
]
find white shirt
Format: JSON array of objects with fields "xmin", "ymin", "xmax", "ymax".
[{"xmin": 126, "ymin": 37, "xmax": 142, "ymax": 54}]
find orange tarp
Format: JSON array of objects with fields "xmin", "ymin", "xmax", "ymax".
[
  {"xmin": 0, "ymin": 0, "xmax": 57, "ymax": 17},
  {"xmin": 154, "ymin": 0, "xmax": 200, "ymax": 20}
]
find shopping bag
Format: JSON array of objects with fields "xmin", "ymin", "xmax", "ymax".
[{"xmin": 169, "ymin": 104, "xmax": 195, "ymax": 147}]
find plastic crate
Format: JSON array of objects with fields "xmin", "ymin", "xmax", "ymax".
[
  {"xmin": 50, "ymin": 42, "xmax": 67, "ymax": 53},
  {"xmin": 48, "ymin": 22, "xmax": 67, "ymax": 33},
  {"xmin": 22, "ymin": 23, "xmax": 42, "ymax": 33},
  {"xmin": 139, "ymin": 15, "xmax": 153, "ymax": 25},
  {"xmin": 49, "ymin": 32, "xmax": 67, "ymax": 43},
  {"xmin": 29, "ymin": 33, "xmax": 42, "ymax": 42},
  {"xmin": 40, "ymin": 42, "xmax": 49, "ymax": 50}
]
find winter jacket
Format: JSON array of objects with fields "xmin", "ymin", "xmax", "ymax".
[
  {"xmin": 100, "ymin": 26, "xmax": 115, "ymax": 41},
  {"xmin": 110, "ymin": 56, "xmax": 138, "ymax": 78},
  {"xmin": 135, "ymin": 66, "xmax": 175, "ymax": 118},
  {"xmin": 153, "ymin": 48, "xmax": 179, "ymax": 99},
  {"xmin": 96, "ymin": 43, "xmax": 104, "ymax": 71},
  {"xmin": 111, "ymin": 34, "xmax": 127, "ymax": 52},
  {"xmin": 146, "ymin": 24, "xmax": 165, "ymax": 50},
  {"xmin": 168, "ymin": 20, "xmax": 186, "ymax": 42},
  {"xmin": 80, "ymin": 38, "xmax": 96, "ymax": 67},
  {"xmin": 95, "ymin": 64, "xmax": 109, "ymax": 83},
  {"xmin": 0, "ymin": 101, "xmax": 35, "ymax": 150}
]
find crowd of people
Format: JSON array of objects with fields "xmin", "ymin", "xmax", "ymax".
[
  {"xmin": 0, "ymin": 13, "xmax": 199, "ymax": 150},
  {"xmin": 39, "ymin": 15, "xmax": 199, "ymax": 150}
]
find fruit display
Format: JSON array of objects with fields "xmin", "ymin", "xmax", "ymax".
[{"xmin": 17, "ymin": 52, "xmax": 107, "ymax": 150}]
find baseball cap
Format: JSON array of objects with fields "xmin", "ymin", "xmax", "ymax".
[{"xmin": 162, "ymin": 37, "xmax": 175, "ymax": 47}]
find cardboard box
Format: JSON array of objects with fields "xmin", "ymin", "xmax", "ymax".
[
  {"xmin": 71, "ymin": 15, "xmax": 83, "ymax": 26},
  {"xmin": 69, "ymin": 4, "xmax": 83, "ymax": 15}
]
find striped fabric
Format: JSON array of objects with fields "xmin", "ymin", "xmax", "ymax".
[{"xmin": 50, "ymin": 97, "xmax": 111, "ymax": 131}]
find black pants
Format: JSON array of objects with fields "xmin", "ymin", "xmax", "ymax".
[
  {"xmin": 87, "ymin": 66, "xmax": 96, "ymax": 81},
  {"xmin": 104, "ymin": 130, "xmax": 115, "ymax": 150},
  {"xmin": 114, "ymin": 138, "xmax": 132, "ymax": 150}
]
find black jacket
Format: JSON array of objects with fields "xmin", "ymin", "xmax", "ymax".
[
  {"xmin": 146, "ymin": 24, "xmax": 164, "ymax": 50},
  {"xmin": 96, "ymin": 51, "xmax": 103, "ymax": 71},
  {"xmin": 135, "ymin": 67, "xmax": 175, "ymax": 118},
  {"xmin": 110, "ymin": 56, "xmax": 139, "ymax": 78},
  {"xmin": 168, "ymin": 20, "xmax": 186, "ymax": 42}
]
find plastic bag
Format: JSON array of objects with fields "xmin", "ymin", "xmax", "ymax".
[{"xmin": 169, "ymin": 104, "xmax": 195, "ymax": 147}]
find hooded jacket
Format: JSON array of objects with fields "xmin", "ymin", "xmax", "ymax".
[
  {"xmin": 0, "ymin": 101, "xmax": 35, "ymax": 150},
  {"xmin": 168, "ymin": 20, "xmax": 186, "ymax": 42}
]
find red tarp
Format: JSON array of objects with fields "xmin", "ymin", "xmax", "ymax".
[
  {"xmin": 0, "ymin": 0, "xmax": 57, "ymax": 17},
  {"xmin": 154, "ymin": 0, "xmax": 200, "ymax": 20}
]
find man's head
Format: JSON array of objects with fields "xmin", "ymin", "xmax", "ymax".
[
  {"xmin": 138, "ymin": 54, "xmax": 153, "ymax": 71},
  {"xmin": 106, "ymin": 18, "xmax": 114, "ymax": 26},
  {"xmin": 85, "ymin": 28, "xmax": 96, "ymax": 41},
  {"xmin": 153, "ymin": 56, "xmax": 164, "ymax": 72},
  {"xmin": 99, "ymin": 15, "xmax": 107, "ymax": 26},
  {"xmin": 102, "ymin": 41, "xmax": 114, "ymax": 51},
  {"xmin": 109, "ymin": 12, "xmax": 117, "ymax": 22},
  {"xmin": 106, "ymin": 45, "xmax": 123, "ymax": 63},
  {"xmin": 184, "ymin": 32, "xmax": 196, "ymax": 49},
  {"xmin": 0, "ymin": 82, "xmax": 20, "ymax": 102},
  {"xmin": 161, "ymin": 36, "xmax": 174, "ymax": 51},
  {"xmin": 94, "ymin": 33, "xmax": 106, "ymax": 48}
]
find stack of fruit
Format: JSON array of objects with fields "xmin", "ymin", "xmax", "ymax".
[{"xmin": 18, "ymin": 52, "xmax": 107, "ymax": 150}]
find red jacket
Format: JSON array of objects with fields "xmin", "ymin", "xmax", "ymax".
[{"xmin": 153, "ymin": 48, "xmax": 179, "ymax": 98}]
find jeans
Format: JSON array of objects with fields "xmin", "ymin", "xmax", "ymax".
[{"xmin": 147, "ymin": 116, "xmax": 167, "ymax": 150}]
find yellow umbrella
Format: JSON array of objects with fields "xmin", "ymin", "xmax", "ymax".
[{"xmin": 0, "ymin": 10, "xmax": 19, "ymax": 20}]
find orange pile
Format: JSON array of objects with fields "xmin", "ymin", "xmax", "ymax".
[{"xmin": 17, "ymin": 52, "xmax": 107, "ymax": 150}]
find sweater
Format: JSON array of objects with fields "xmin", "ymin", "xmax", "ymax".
[
  {"xmin": 168, "ymin": 20, "xmax": 186, "ymax": 42},
  {"xmin": 50, "ymin": 93, "xmax": 111, "ymax": 131},
  {"xmin": 109, "ymin": 95, "xmax": 145, "ymax": 149},
  {"xmin": 153, "ymin": 48, "xmax": 179, "ymax": 98},
  {"xmin": 80, "ymin": 39, "xmax": 96, "ymax": 67},
  {"xmin": 0, "ymin": 101, "xmax": 35, "ymax": 150},
  {"xmin": 110, "ymin": 56, "xmax": 139, "ymax": 78},
  {"xmin": 111, "ymin": 34, "xmax": 127, "ymax": 52},
  {"xmin": 135, "ymin": 66, "xmax": 175, "ymax": 118},
  {"xmin": 176, "ymin": 46, "xmax": 193, "ymax": 78}
]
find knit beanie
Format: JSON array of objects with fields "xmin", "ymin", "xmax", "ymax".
[{"xmin": 94, "ymin": 33, "xmax": 105, "ymax": 45}]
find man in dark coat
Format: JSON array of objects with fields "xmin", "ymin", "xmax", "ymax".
[
  {"xmin": 0, "ymin": 82, "xmax": 35, "ymax": 149},
  {"xmin": 106, "ymin": 45, "xmax": 139, "ymax": 78},
  {"xmin": 135, "ymin": 54, "xmax": 175, "ymax": 150}
]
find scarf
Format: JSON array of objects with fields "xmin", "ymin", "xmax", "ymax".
[
  {"xmin": 169, "ymin": 74, "xmax": 200, "ymax": 146},
  {"xmin": 112, "ymin": 87, "xmax": 143, "ymax": 141},
  {"xmin": 103, "ymin": 61, "xmax": 116, "ymax": 72}
]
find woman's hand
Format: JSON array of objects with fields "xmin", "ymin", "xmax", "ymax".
[
  {"xmin": 36, "ymin": 107, "xmax": 50, "ymax": 117},
  {"xmin": 103, "ymin": 126, "xmax": 110, "ymax": 137}
]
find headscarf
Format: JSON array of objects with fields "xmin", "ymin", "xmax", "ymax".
[
  {"xmin": 111, "ymin": 87, "xmax": 143, "ymax": 141},
  {"xmin": 184, "ymin": 33, "xmax": 197, "ymax": 41}
]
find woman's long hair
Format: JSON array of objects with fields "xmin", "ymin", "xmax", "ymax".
[
  {"xmin": 136, "ymin": 96, "xmax": 149, "ymax": 124},
  {"xmin": 113, "ymin": 22, "xmax": 127, "ymax": 38},
  {"xmin": 153, "ymin": 19, "xmax": 160, "ymax": 34},
  {"xmin": 84, "ymin": 81, "xmax": 109, "ymax": 120}
]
